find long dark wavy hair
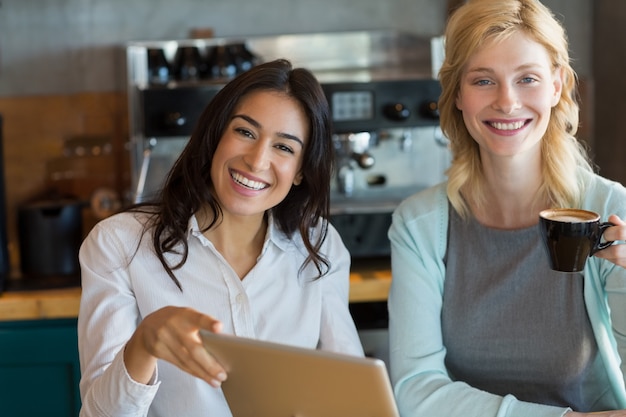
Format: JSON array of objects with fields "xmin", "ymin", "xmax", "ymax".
[{"xmin": 133, "ymin": 59, "xmax": 335, "ymax": 290}]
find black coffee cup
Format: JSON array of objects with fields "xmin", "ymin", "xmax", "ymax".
[{"xmin": 539, "ymin": 208, "xmax": 615, "ymax": 272}]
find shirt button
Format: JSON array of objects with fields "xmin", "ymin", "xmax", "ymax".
[{"xmin": 235, "ymin": 293, "xmax": 244, "ymax": 303}]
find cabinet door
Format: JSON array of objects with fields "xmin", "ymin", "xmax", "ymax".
[{"xmin": 0, "ymin": 318, "xmax": 80, "ymax": 417}]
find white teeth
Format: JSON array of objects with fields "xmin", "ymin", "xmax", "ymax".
[
  {"xmin": 490, "ymin": 121, "xmax": 525, "ymax": 130},
  {"xmin": 231, "ymin": 171, "xmax": 266, "ymax": 190}
]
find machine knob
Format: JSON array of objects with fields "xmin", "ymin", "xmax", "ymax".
[
  {"xmin": 353, "ymin": 152, "xmax": 375, "ymax": 169},
  {"xmin": 164, "ymin": 111, "xmax": 187, "ymax": 127},
  {"xmin": 383, "ymin": 103, "xmax": 410, "ymax": 121},
  {"xmin": 420, "ymin": 101, "xmax": 440, "ymax": 119}
]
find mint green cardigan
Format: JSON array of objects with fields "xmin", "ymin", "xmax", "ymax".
[{"xmin": 388, "ymin": 169, "xmax": 626, "ymax": 417}]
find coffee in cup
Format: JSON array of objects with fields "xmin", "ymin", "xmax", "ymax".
[{"xmin": 539, "ymin": 208, "xmax": 615, "ymax": 272}]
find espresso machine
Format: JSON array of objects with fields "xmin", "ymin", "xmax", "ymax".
[
  {"xmin": 126, "ymin": 31, "xmax": 449, "ymax": 256},
  {"xmin": 321, "ymin": 76, "xmax": 447, "ymax": 258}
]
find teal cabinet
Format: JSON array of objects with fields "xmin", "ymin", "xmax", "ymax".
[{"xmin": 0, "ymin": 318, "xmax": 80, "ymax": 417}]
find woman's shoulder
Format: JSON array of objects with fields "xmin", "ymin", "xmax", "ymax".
[
  {"xmin": 389, "ymin": 182, "xmax": 449, "ymax": 260},
  {"xmin": 581, "ymin": 170, "xmax": 626, "ymax": 215},
  {"xmin": 590, "ymin": 171, "xmax": 626, "ymax": 192},
  {"xmin": 84, "ymin": 210, "xmax": 153, "ymax": 249},
  {"xmin": 394, "ymin": 182, "xmax": 449, "ymax": 221},
  {"xmin": 93, "ymin": 210, "xmax": 150, "ymax": 232},
  {"xmin": 79, "ymin": 211, "xmax": 155, "ymax": 272}
]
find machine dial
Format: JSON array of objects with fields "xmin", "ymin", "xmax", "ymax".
[
  {"xmin": 164, "ymin": 111, "xmax": 187, "ymax": 127},
  {"xmin": 383, "ymin": 103, "xmax": 410, "ymax": 121},
  {"xmin": 419, "ymin": 101, "xmax": 440, "ymax": 120}
]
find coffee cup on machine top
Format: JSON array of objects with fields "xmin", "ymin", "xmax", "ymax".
[{"xmin": 538, "ymin": 208, "xmax": 615, "ymax": 273}]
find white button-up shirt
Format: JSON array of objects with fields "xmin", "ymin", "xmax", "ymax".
[{"xmin": 78, "ymin": 211, "xmax": 363, "ymax": 417}]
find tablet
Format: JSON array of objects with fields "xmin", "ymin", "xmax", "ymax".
[{"xmin": 200, "ymin": 331, "xmax": 400, "ymax": 417}]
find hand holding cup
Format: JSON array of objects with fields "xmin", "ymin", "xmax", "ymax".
[{"xmin": 592, "ymin": 214, "xmax": 626, "ymax": 268}]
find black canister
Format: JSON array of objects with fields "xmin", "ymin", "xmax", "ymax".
[
  {"xmin": 18, "ymin": 199, "xmax": 83, "ymax": 277},
  {"xmin": 173, "ymin": 46, "xmax": 203, "ymax": 81},
  {"xmin": 147, "ymin": 48, "xmax": 171, "ymax": 85}
]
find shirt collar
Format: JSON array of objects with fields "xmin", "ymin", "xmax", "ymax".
[
  {"xmin": 265, "ymin": 214, "xmax": 293, "ymax": 252},
  {"xmin": 188, "ymin": 212, "xmax": 294, "ymax": 253}
]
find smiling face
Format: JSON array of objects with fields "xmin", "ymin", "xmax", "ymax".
[
  {"xmin": 455, "ymin": 31, "xmax": 562, "ymax": 164},
  {"xmin": 210, "ymin": 90, "xmax": 309, "ymax": 221}
]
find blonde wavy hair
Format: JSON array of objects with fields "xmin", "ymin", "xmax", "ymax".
[{"xmin": 440, "ymin": 0, "xmax": 593, "ymax": 218}]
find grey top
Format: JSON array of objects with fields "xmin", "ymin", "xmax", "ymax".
[{"xmin": 442, "ymin": 206, "xmax": 613, "ymax": 412}]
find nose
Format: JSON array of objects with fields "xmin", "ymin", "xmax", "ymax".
[
  {"xmin": 493, "ymin": 84, "xmax": 521, "ymax": 114},
  {"xmin": 243, "ymin": 141, "xmax": 270, "ymax": 172}
]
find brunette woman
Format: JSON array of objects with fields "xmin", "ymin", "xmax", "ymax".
[{"xmin": 78, "ymin": 59, "xmax": 363, "ymax": 417}]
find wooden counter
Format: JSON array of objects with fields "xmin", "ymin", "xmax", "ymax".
[
  {"xmin": 0, "ymin": 262, "xmax": 391, "ymax": 322},
  {"xmin": 347, "ymin": 261, "xmax": 392, "ymax": 303},
  {"xmin": 0, "ymin": 287, "xmax": 81, "ymax": 322}
]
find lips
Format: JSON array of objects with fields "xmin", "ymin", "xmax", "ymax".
[{"xmin": 230, "ymin": 170, "xmax": 268, "ymax": 191}]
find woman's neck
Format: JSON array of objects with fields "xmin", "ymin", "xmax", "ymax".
[
  {"xmin": 197, "ymin": 208, "xmax": 268, "ymax": 279},
  {"xmin": 468, "ymin": 157, "xmax": 549, "ymax": 229}
]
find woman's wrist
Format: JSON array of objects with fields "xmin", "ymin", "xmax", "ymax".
[{"xmin": 123, "ymin": 329, "xmax": 158, "ymax": 385}]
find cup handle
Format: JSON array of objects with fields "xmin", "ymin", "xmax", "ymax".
[{"xmin": 592, "ymin": 221, "xmax": 616, "ymax": 254}]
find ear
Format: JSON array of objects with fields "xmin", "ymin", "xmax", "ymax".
[
  {"xmin": 293, "ymin": 172, "xmax": 303, "ymax": 186},
  {"xmin": 551, "ymin": 67, "xmax": 564, "ymax": 107}
]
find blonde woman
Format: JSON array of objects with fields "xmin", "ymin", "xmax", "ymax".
[{"xmin": 388, "ymin": 1, "xmax": 626, "ymax": 416}]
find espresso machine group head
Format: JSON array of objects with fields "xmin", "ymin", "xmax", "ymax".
[{"xmin": 333, "ymin": 132, "xmax": 376, "ymax": 197}]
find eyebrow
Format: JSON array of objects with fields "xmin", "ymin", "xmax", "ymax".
[
  {"xmin": 232, "ymin": 114, "xmax": 304, "ymax": 147},
  {"xmin": 466, "ymin": 63, "xmax": 546, "ymax": 75}
]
